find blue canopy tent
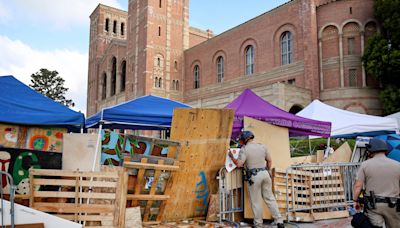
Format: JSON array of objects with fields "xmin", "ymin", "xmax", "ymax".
[
  {"xmin": 86, "ymin": 95, "xmax": 190, "ymax": 130},
  {"xmin": 0, "ymin": 75, "xmax": 85, "ymax": 129}
]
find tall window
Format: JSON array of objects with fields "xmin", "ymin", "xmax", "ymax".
[
  {"xmin": 348, "ymin": 37, "xmax": 355, "ymax": 55},
  {"xmin": 113, "ymin": 20, "xmax": 117, "ymax": 34},
  {"xmin": 245, "ymin": 45, "xmax": 254, "ymax": 75},
  {"xmin": 158, "ymin": 26, "xmax": 161, "ymax": 36},
  {"xmin": 155, "ymin": 77, "xmax": 159, "ymax": 87},
  {"xmin": 121, "ymin": 23, "xmax": 125, "ymax": 36},
  {"xmin": 159, "ymin": 0, "xmax": 162, "ymax": 8},
  {"xmin": 349, "ymin": 69, "xmax": 357, "ymax": 87},
  {"xmin": 105, "ymin": 18, "xmax": 109, "ymax": 32},
  {"xmin": 120, "ymin": 60, "xmax": 126, "ymax": 92},
  {"xmin": 217, "ymin": 56, "xmax": 224, "ymax": 83},
  {"xmin": 281, "ymin": 31, "xmax": 292, "ymax": 65},
  {"xmin": 158, "ymin": 78, "xmax": 162, "ymax": 88},
  {"xmin": 194, "ymin": 65, "xmax": 200, "ymax": 89},
  {"xmin": 176, "ymin": 80, "xmax": 179, "ymax": 90},
  {"xmin": 111, "ymin": 57, "xmax": 117, "ymax": 96},
  {"xmin": 101, "ymin": 73, "xmax": 107, "ymax": 99}
]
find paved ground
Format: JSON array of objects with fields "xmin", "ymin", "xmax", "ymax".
[{"xmin": 237, "ymin": 217, "xmax": 352, "ymax": 228}]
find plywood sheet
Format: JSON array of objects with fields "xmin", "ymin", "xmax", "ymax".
[
  {"xmin": 243, "ymin": 117, "xmax": 291, "ymax": 219},
  {"xmin": 0, "ymin": 123, "xmax": 19, "ymax": 148},
  {"xmin": 290, "ymin": 155, "xmax": 316, "ymax": 164},
  {"xmin": 25, "ymin": 127, "xmax": 66, "ymax": 152},
  {"xmin": 162, "ymin": 108, "xmax": 234, "ymax": 221},
  {"xmin": 62, "ymin": 133, "xmax": 100, "ymax": 171},
  {"xmin": 323, "ymin": 142, "xmax": 352, "ymax": 163}
]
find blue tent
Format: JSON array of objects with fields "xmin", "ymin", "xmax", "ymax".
[
  {"xmin": 375, "ymin": 134, "xmax": 400, "ymax": 162},
  {"xmin": 0, "ymin": 75, "xmax": 84, "ymax": 127},
  {"xmin": 86, "ymin": 95, "xmax": 190, "ymax": 129}
]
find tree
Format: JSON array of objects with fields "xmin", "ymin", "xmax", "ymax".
[
  {"xmin": 30, "ymin": 68, "xmax": 75, "ymax": 107},
  {"xmin": 362, "ymin": 0, "xmax": 400, "ymax": 114}
]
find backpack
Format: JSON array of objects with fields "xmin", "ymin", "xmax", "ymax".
[{"xmin": 351, "ymin": 212, "xmax": 376, "ymax": 228}]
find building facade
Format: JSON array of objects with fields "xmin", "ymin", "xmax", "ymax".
[{"xmin": 87, "ymin": 0, "xmax": 381, "ymax": 117}]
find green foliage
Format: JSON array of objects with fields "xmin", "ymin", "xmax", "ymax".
[
  {"xmin": 362, "ymin": 0, "xmax": 400, "ymax": 114},
  {"xmin": 290, "ymin": 138, "xmax": 355, "ymax": 157},
  {"xmin": 30, "ymin": 68, "xmax": 74, "ymax": 107}
]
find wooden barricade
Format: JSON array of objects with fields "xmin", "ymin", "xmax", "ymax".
[
  {"xmin": 124, "ymin": 157, "xmax": 179, "ymax": 225},
  {"xmin": 29, "ymin": 168, "xmax": 128, "ymax": 227},
  {"xmin": 273, "ymin": 166, "xmax": 348, "ymax": 222}
]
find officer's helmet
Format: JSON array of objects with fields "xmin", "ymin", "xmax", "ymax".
[
  {"xmin": 239, "ymin": 131, "xmax": 254, "ymax": 142},
  {"xmin": 366, "ymin": 138, "xmax": 388, "ymax": 153}
]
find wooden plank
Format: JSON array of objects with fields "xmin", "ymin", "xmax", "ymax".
[
  {"xmin": 124, "ymin": 161, "xmax": 179, "ymax": 171},
  {"xmin": 162, "ymin": 108, "xmax": 234, "ymax": 221},
  {"xmin": 57, "ymin": 214, "xmax": 114, "ymax": 221},
  {"xmin": 30, "ymin": 169, "xmax": 119, "ymax": 178},
  {"xmin": 132, "ymin": 158, "xmax": 147, "ymax": 207},
  {"xmin": 32, "ymin": 179, "xmax": 117, "ymax": 188},
  {"xmin": 127, "ymin": 194, "xmax": 170, "ymax": 200},
  {"xmin": 157, "ymin": 160, "xmax": 179, "ymax": 221},
  {"xmin": 312, "ymin": 210, "xmax": 349, "ymax": 220},
  {"xmin": 115, "ymin": 168, "xmax": 128, "ymax": 227},
  {"xmin": 33, "ymin": 203, "xmax": 114, "ymax": 213},
  {"xmin": 323, "ymin": 142, "xmax": 352, "ymax": 163},
  {"xmin": 143, "ymin": 160, "xmax": 164, "ymax": 222},
  {"xmin": 33, "ymin": 191, "xmax": 116, "ymax": 199}
]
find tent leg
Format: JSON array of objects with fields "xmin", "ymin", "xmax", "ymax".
[{"xmin": 92, "ymin": 124, "xmax": 103, "ymax": 172}]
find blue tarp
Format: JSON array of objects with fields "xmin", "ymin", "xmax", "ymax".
[
  {"xmin": 0, "ymin": 75, "xmax": 85, "ymax": 127},
  {"xmin": 86, "ymin": 95, "xmax": 190, "ymax": 129}
]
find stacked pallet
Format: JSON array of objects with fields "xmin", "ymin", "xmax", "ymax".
[{"xmin": 273, "ymin": 166, "xmax": 348, "ymax": 222}]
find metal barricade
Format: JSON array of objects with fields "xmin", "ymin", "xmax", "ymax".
[
  {"xmin": 284, "ymin": 162, "xmax": 360, "ymax": 221},
  {"xmin": 0, "ymin": 171, "xmax": 15, "ymax": 228},
  {"xmin": 218, "ymin": 167, "xmax": 244, "ymax": 224}
]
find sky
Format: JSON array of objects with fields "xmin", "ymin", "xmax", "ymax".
[{"xmin": 0, "ymin": 0, "xmax": 289, "ymax": 115}]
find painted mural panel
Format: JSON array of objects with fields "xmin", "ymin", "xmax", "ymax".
[
  {"xmin": 101, "ymin": 130, "xmax": 169, "ymax": 166},
  {"xmin": 0, "ymin": 147, "xmax": 62, "ymax": 195},
  {"xmin": 0, "ymin": 124, "xmax": 19, "ymax": 148},
  {"xmin": 26, "ymin": 127, "xmax": 66, "ymax": 152}
]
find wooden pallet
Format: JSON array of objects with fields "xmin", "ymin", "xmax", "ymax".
[
  {"xmin": 124, "ymin": 157, "xmax": 179, "ymax": 225},
  {"xmin": 29, "ymin": 167, "xmax": 128, "ymax": 227},
  {"xmin": 273, "ymin": 166, "xmax": 348, "ymax": 222}
]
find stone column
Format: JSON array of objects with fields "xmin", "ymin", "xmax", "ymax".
[
  {"xmin": 339, "ymin": 33, "xmax": 344, "ymax": 87},
  {"xmin": 360, "ymin": 31, "xmax": 366, "ymax": 87}
]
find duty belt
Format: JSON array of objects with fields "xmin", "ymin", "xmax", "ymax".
[{"xmin": 248, "ymin": 167, "xmax": 267, "ymax": 173}]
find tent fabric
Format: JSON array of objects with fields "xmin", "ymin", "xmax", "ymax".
[
  {"xmin": 375, "ymin": 134, "xmax": 400, "ymax": 162},
  {"xmin": 386, "ymin": 112, "xmax": 400, "ymax": 129},
  {"xmin": 225, "ymin": 89, "xmax": 331, "ymax": 138},
  {"xmin": 0, "ymin": 75, "xmax": 85, "ymax": 126},
  {"xmin": 86, "ymin": 95, "xmax": 190, "ymax": 129},
  {"xmin": 297, "ymin": 100, "xmax": 399, "ymax": 138}
]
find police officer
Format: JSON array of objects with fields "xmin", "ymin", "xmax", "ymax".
[
  {"xmin": 353, "ymin": 138, "xmax": 400, "ymax": 228},
  {"xmin": 229, "ymin": 131, "xmax": 284, "ymax": 228}
]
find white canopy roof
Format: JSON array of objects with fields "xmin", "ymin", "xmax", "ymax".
[
  {"xmin": 386, "ymin": 111, "xmax": 400, "ymax": 128},
  {"xmin": 297, "ymin": 100, "xmax": 399, "ymax": 137}
]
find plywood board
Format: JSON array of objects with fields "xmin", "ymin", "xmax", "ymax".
[
  {"xmin": 290, "ymin": 155, "xmax": 316, "ymax": 164},
  {"xmin": 25, "ymin": 127, "xmax": 66, "ymax": 152},
  {"xmin": 162, "ymin": 108, "xmax": 234, "ymax": 221},
  {"xmin": 323, "ymin": 142, "xmax": 352, "ymax": 163},
  {"xmin": 62, "ymin": 133, "xmax": 100, "ymax": 171},
  {"xmin": 0, "ymin": 123, "xmax": 19, "ymax": 148},
  {"xmin": 243, "ymin": 117, "xmax": 291, "ymax": 219}
]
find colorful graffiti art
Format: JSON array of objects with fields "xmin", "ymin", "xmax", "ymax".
[
  {"xmin": 195, "ymin": 171, "xmax": 209, "ymax": 213},
  {"xmin": 0, "ymin": 148, "xmax": 61, "ymax": 195},
  {"xmin": 101, "ymin": 130, "xmax": 169, "ymax": 166},
  {"xmin": 0, "ymin": 124, "xmax": 19, "ymax": 148},
  {"xmin": 26, "ymin": 128, "xmax": 65, "ymax": 152}
]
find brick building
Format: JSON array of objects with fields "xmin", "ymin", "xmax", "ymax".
[{"xmin": 87, "ymin": 0, "xmax": 381, "ymax": 117}]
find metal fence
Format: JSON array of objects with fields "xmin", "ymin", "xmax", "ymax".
[
  {"xmin": 284, "ymin": 162, "xmax": 360, "ymax": 221},
  {"xmin": 218, "ymin": 167, "xmax": 243, "ymax": 224},
  {"xmin": 0, "ymin": 171, "xmax": 15, "ymax": 228}
]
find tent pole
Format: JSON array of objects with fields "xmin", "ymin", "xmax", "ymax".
[
  {"xmin": 92, "ymin": 123, "xmax": 103, "ymax": 172},
  {"xmin": 308, "ymin": 137, "xmax": 312, "ymax": 155}
]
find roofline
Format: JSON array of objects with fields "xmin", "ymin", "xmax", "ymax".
[{"xmin": 90, "ymin": 3, "xmax": 127, "ymax": 18}]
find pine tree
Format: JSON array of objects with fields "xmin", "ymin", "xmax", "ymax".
[{"xmin": 30, "ymin": 68, "xmax": 75, "ymax": 107}]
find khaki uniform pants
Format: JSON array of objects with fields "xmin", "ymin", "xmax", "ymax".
[
  {"xmin": 248, "ymin": 170, "xmax": 283, "ymax": 227},
  {"xmin": 366, "ymin": 203, "xmax": 400, "ymax": 228}
]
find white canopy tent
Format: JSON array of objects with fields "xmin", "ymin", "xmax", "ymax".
[
  {"xmin": 297, "ymin": 100, "xmax": 399, "ymax": 137},
  {"xmin": 386, "ymin": 111, "xmax": 400, "ymax": 129}
]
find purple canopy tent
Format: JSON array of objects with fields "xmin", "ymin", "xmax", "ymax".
[{"xmin": 225, "ymin": 89, "xmax": 331, "ymax": 138}]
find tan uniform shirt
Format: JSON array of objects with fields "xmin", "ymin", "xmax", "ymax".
[
  {"xmin": 237, "ymin": 141, "xmax": 271, "ymax": 169},
  {"xmin": 356, "ymin": 153, "xmax": 400, "ymax": 198}
]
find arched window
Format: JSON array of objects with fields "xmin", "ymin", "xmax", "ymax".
[
  {"xmin": 113, "ymin": 20, "xmax": 117, "ymax": 34},
  {"xmin": 194, "ymin": 65, "xmax": 200, "ymax": 89},
  {"xmin": 121, "ymin": 23, "xmax": 125, "ymax": 36},
  {"xmin": 158, "ymin": 26, "xmax": 161, "ymax": 36},
  {"xmin": 105, "ymin": 18, "xmax": 109, "ymax": 32},
  {"xmin": 172, "ymin": 80, "xmax": 176, "ymax": 90},
  {"xmin": 158, "ymin": 78, "xmax": 162, "ymax": 88},
  {"xmin": 157, "ymin": 57, "xmax": 161, "ymax": 67},
  {"xmin": 155, "ymin": 77, "xmax": 159, "ymax": 87},
  {"xmin": 159, "ymin": 0, "xmax": 162, "ymax": 8},
  {"xmin": 176, "ymin": 80, "xmax": 179, "ymax": 90},
  {"xmin": 174, "ymin": 61, "xmax": 178, "ymax": 70},
  {"xmin": 111, "ymin": 57, "xmax": 117, "ymax": 96},
  {"xmin": 120, "ymin": 60, "xmax": 126, "ymax": 92},
  {"xmin": 101, "ymin": 72, "xmax": 107, "ymax": 99},
  {"xmin": 245, "ymin": 45, "xmax": 254, "ymax": 75},
  {"xmin": 217, "ymin": 56, "xmax": 224, "ymax": 83},
  {"xmin": 281, "ymin": 31, "xmax": 292, "ymax": 65}
]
